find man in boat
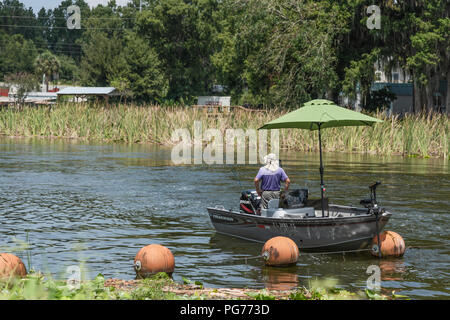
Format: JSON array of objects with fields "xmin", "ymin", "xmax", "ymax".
[{"xmin": 254, "ymin": 153, "xmax": 290, "ymax": 209}]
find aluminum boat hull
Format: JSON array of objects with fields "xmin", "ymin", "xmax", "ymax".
[{"xmin": 207, "ymin": 206, "xmax": 391, "ymax": 252}]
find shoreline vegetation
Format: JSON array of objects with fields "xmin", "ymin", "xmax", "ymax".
[
  {"xmin": 0, "ymin": 103, "xmax": 448, "ymax": 159},
  {"xmin": 0, "ymin": 272, "xmax": 398, "ymax": 300}
]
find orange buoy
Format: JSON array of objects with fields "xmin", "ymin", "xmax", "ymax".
[
  {"xmin": 134, "ymin": 244, "xmax": 175, "ymax": 278},
  {"xmin": 371, "ymin": 231, "xmax": 406, "ymax": 258},
  {"xmin": 261, "ymin": 236, "xmax": 299, "ymax": 266},
  {"xmin": 0, "ymin": 253, "xmax": 27, "ymax": 279}
]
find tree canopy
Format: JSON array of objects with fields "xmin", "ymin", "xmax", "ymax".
[{"xmin": 0, "ymin": 0, "xmax": 448, "ymax": 112}]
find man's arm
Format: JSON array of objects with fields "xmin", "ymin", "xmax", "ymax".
[
  {"xmin": 281, "ymin": 168, "xmax": 290, "ymax": 191},
  {"xmin": 254, "ymin": 178, "xmax": 262, "ymax": 196},
  {"xmin": 284, "ymin": 178, "xmax": 290, "ymax": 191}
]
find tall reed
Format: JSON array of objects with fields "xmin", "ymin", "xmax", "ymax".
[{"xmin": 0, "ymin": 103, "xmax": 447, "ymax": 158}]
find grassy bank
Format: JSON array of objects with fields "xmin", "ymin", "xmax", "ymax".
[
  {"xmin": 0, "ymin": 103, "xmax": 447, "ymax": 158},
  {"xmin": 0, "ymin": 272, "xmax": 395, "ymax": 300}
]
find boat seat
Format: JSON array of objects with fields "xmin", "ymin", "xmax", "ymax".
[
  {"xmin": 283, "ymin": 207, "xmax": 315, "ymax": 218},
  {"xmin": 262, "ymin": 199, "xmax": 316, "ymax": 218},
  {"xmin": 260, "ymin": 199, "xmax": 281, "ymax": 217},
  {"xmin": 267, "ymin": 199, "xmax": 280, "ymax": 209}
]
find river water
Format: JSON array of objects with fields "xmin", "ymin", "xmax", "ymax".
[{"xmin": 0, "ymin": 137, "xmax": 448, "ymax": 299}]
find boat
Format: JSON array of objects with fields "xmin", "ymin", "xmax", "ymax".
[
  {"xmin": 207, "ymin": 182, "xmax": 391, "ymax": 252},
  {"xmin": 207, "ymin": 99, "xmax": 391, "ymax": 253}
]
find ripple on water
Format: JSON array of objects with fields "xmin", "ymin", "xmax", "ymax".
[{"xmin": 0, "ymin": 138, "xmax": 449, "ymax": 299}]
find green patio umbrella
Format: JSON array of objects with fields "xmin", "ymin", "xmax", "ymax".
[{"xmin": 259, "ymin": 99, "xmax": 383, "ymax": 217}]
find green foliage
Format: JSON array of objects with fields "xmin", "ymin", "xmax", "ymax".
[
  {"xmin": 246, "ymin": 289, "xmax": 276, "ymax": 300},
  {"xmin": 343, "ymin": 48, "xmax": 381, "ymax": 102},
  {"xmin": 135, "ymin": 0, "xmax": 220, "ymax": 102},
  {"xmin": 0, "ymin": 272, "xmax": 179, "ymax": 300},
  {"xmin": 0, "ymin": 0, "xmax": 449, "ymax": 111},
  {"xmin": 213, "ymin": 0, "xmax": 348, "ymax": 108},
  {"xmin": 0, "ymin": 32, "xmax": 38, "ymax": 79},
  {"xmin": 34, "ymin": 51, "xmax": 61, "ymax": 90},
  {"xmin": 79, "ymin": 31, "xmax": 123, "ymax": 86},
  {"xmin": 364, "ymin": 87, "xmax": 397, "ymax": 112},
  {"xmin": 57, "ymin": 54, "xmax": 80, "ymax": 83},
  {"xmin": 118, "ymin": 32, "xmax": 169, "ymax": 101},
  {"xmin": 4, "ymin": 72, "xmax": 39, "ymax": 105}
]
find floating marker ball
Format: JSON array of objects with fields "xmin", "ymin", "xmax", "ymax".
[
  {"xmin": 261, "ymin": 236, "xmax": 299, "ymax": 266},
  {"xmin": 134, "ymin": 244, "xmax": 175, "ymax": 278},
  {"xmin": 0, "ymin": 253, "xmax": 27, "ymax": 279},
  {"xmin": 371, "ymin": 231, "xmax": 406, "ymax": 258}
]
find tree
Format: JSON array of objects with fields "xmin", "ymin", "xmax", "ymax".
[
  {"xmin": 79, "ymin": 30, "xmax": 124, "ymax": 86},
  {"xmin": 4, "ymin": 72, "xmax": 39, "ymax": 106},
  {"xmin": 404, "ymin": 1, "xmax": 449, "ymax": 113},
  {"xmin": 366, "ymin": 0, "xmax": 450, "ymax": 113},
  {"xmin": 342, "ymin": 48, "xmax": 381, "ymax": 108},
  {"xmin": 116, "ymin": 32, "xmax": 169, "ymax": 102},
  {"xmin": 34, "ymin": 51, "xmax": 61, "ymax": 91},
  {"xmin": 135, "ymin": 0, "xmax": 220, "ymax": 102},
  {"xmin": 57, "ymin": 54, "xmax": 80, "ymax": 83},
  {"xmin": 45, "ymin": 0, "xmax": 89, "ymax": 61},
  {"xmin": 0, "ymin": 0, "xmax": 39, "ymax": 40},
  {"xmin": 0, "ymin": 32, "xmax": 38, "ymax": 79},
  {"xmin": 78, "ymin": 1, "xmax": 126, "ymax": 86},
  {"xmin": 364, "ymin": 87, "xmax": 397, "ymax": 112},
  {"xmin": 213, "ymin": 0, "xmax": 348, "ymax": 108}
]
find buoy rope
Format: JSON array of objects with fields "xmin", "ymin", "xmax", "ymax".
[
  {"xmin": 406, "ymin": 244, "xmax": 446, "ymax": 249},
  {"xmin": 217, "ymin": 254, "xmax": 264, "ymax": 264},
  {"xmin": 300, "ymin": 248, "xmax": 373, "ymax": 255},
  {"xmin": 216, "ymin": 243, "xmax": 446, "ymax": 265},
  {"xmin": 219, "ymin": 248, "xmax": 373, "ymax": 265}
]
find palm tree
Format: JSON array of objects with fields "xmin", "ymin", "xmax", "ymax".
[{"xmin": 34, "ymin": 51, "xmax": 61, "ymax": 92}]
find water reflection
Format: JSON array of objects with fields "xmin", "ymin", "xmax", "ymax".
[
  {"xmin": 262, "ymin": 266, "xmax": 299, "ymax": 291},
  {"xmin": 379, "ymin": 259, "xmax": 407, "ymax": 281},
  {"xmin": 0, "ymin": 137, "xmax": 448, "ymax": 299}
]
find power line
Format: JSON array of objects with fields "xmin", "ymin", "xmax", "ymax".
[
  {"xmin": 0, "ymin": 24, "xmax": 126, "ymax": 30},
  {"xmin": 0, "ymin": 4, "xmax": 141, "ymax": 11},
  {"xmin": 33, "ymin": 43, "xmax": 82, "ymax": 48},
  {"xmin": 0, "ymin": 15, "xmax": 137, "ymax": 21},
  {"xmin": 0, "ymin": 46, "xmax": 82, "ymax": 54}
]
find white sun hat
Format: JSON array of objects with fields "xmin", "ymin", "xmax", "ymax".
[{"xmin": 263, "ymin": 153, "xmax": 279, "ymax": 172}]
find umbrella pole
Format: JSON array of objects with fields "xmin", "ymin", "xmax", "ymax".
[{"xmin": 318, "ymin": 123, "xmax": 326, "ymax": 217}]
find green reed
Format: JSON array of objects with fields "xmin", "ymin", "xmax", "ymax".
[{"xmin": 0, "ymin": 103, "xmax": 447, "ymax": 158}]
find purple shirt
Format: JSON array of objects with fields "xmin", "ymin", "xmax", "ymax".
[{"xmin": 255, "ymin": 167, "xmax": 289, "ymax": 191}]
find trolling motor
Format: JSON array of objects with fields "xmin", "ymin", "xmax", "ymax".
[
  {"xmin": 360, "ymin": 181, "xmax": 385, "ymax": 258},
  {"xmin": 360, "ymin": 181, "xmax": 382, "ymax": 211}
]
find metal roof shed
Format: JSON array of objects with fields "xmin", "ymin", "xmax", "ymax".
[{"xmin": 56, "ymin": 87, "xmax": 117, "ymax": 105}]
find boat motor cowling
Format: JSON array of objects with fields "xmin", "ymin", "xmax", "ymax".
[{"xmin": 240, "ymin": 190, "xmax": 261, "ymax": 214}]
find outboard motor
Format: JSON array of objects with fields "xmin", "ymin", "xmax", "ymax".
[
  {"xmin": 240, "ymin": 190, "xmax": 261, "ymax": 214},
  {"xmin": 280, "ymin": 188, "xmax": 309, "ymax": 209}
]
